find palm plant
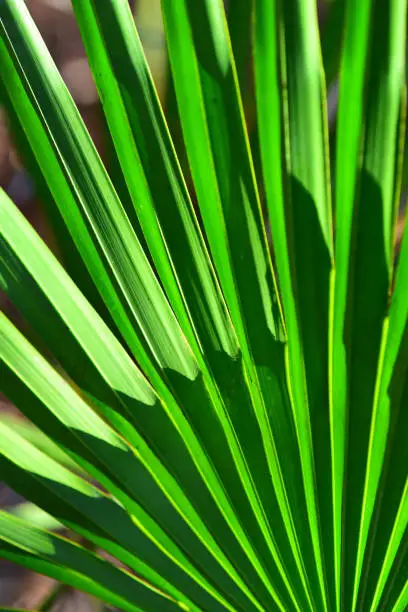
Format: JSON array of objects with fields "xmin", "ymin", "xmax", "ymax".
[{"xmin": 0, "ymin": 0, "xmax": 406, "ymax": 610}]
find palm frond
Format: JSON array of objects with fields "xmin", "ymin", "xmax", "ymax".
[{"xmin": 0, "ymin": 0, "xmax": 406, "ymax": 610}]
